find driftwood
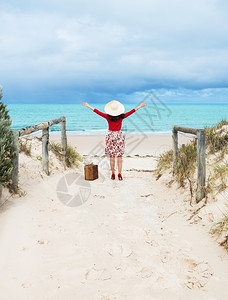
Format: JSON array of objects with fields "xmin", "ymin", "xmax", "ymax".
[
  {"xmin": 172, "ymin": 125, "xmax": 206, "ymax": 202},
  {"xmin": 11, "ymin": 116, "xmax": 67, "ymax": 192}
]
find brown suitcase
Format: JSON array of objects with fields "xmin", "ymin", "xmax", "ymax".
[{"xmin": 84, "ymin": 163, "xmax": 98, "ymax": 180}]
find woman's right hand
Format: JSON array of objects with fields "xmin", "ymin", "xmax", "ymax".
[{"xmin": 82, "ymin": 102, "xmax": 95, "ymax": 111}]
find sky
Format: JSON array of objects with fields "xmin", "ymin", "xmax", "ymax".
[{"xmin": 0, "ymin": 0, "xmax": 228, "ymax": 104}]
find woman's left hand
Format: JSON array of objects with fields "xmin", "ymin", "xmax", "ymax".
[{"xmin": 140, "ymin": 102, "xmax": 147, "ymax": 107}]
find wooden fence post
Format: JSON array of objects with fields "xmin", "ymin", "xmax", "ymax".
[
  {"xmin": 11, "ymin": 130, "xmax": 19, "ymax": 192},
  {"xmin": 11, "ymin": 116, "xmax": 65, "ymax": 184},
  {"xmin": 196, "ymin": 130, "xmax": 206, "ymax": 202},
  {"xmin": 42, "ymin": 127, "xmax": 49, "ymax": 175},
  {"xmin": 61, "ymin": 118, "xmax": 67, "ymax": 168},
  {"xmin": 172, "ymin": 126, "xmax": 178, "ymax": 172}
]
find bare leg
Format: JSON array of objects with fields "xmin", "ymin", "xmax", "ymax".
[
  {"xmin": 117, "ymin": 156, "xmax": 122, "ymax": 174},
  {"xmin": 110, "ymin": 156, "xmax": 115, "ymax": 174}
]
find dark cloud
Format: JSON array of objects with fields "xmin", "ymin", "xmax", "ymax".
[{"xmin": 0, "ymin": 0, "xmax": 228, "ymax": 103}]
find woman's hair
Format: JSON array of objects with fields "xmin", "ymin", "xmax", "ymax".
[{"xmin": 108, "ymin": 114, "xmax": 125, "ymax": 122}]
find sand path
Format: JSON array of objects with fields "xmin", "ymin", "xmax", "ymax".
[{"xmin": 0, "ymin": 157, "xmax": 228, "ymax": 300}]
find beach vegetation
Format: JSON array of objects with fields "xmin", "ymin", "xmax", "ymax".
[
  {"xmin": 156, "ymin": 149, "xmax": 173, "ymax": 171},
  {"xmin": 50, "ymin": 142, "xmax": 83, "ymax": 168},
  {"xmin": 156, "ymin": 140, "xmax": 197, "ymax": 187},
  {"xmin": 0, "ymin": 92, "xmax": 14, "ymax": 187},
  {"xmin": 211, "ymin": 163, "xmax": 228, "ymax": 193},
  {"xmin": 19, "ymin": 138, "xmax": 32, "ymax": 156},
  {"xmin": 156, "ymin": 119, "xmax": 228, "ymax": 189},
  {"xmin": 205, "ymin": 120, "xmax": 228, "ymax": 157},
  {"xmin": 210, "ymin": 214, "xmax": 228, "ymax": 250},
  {"xmin": 174, "ymin": 141, "xmax": 197, "ymax": 187}
]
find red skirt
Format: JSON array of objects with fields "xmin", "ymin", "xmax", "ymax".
[{"xmin": 105, "ymin": 130, "xmax": 125, "ymax": 157}]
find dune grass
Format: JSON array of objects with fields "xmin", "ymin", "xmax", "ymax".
[
  {"xmin": 210, "ymin": 215, "xmax": 228, "ymax": 235},
  {"xmin": 19, "ymin": 138, "xmax": 32, "ymax": 156},
  {"xmin": 156, "ymin": 140, "xmax": 197, "ymax": 187},
  {"xmin": 156, "ymin": 149, "xmax": 173, "ymax": 172},
  {"xmin": 211, "ymin": 163, "xmax": 228, "ymax": 192},
  {"xmin": 50, "ymin": 142, "xmax": 83, "ymax": 168},
  {"xmin": 205, "ymin": 120, "xmax": 228, "ymax": 157},
  {"xmin": 210, "ymin": 214, "xmax": 228, "ymax": 250}
]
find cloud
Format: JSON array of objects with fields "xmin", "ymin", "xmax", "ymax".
[{"xmin": 0, "ymin": 0, "xmax": 228, "ymax": 102}]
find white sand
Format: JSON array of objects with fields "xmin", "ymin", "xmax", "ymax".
[{"xmin": 0, "ymin": 134, "xmax": 228, "ymax": 300}]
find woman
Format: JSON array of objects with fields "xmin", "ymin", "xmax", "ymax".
[{"xmin": 82, "ymin": 100, "xmax": 147, "ymax": 180}]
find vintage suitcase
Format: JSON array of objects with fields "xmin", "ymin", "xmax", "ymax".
[{"xmin": 84, "ymin": 163, "xmax": 98, "ymax": 180}]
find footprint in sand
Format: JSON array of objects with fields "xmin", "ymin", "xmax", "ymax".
[
  {"xmin": 181, "ymin": 258, "xmax": 213, "ymax": 289},
  {"xmin": 106, "ymin": 241, "xmax": 133, "ymax": 258},
  {"xmin": 144, "ymin": 230, "xmax": 160, "ymax": 247},
  {"xmin": 160, "ymin": 249, "xmax": 173, "ymax": 263},
  {"xmin": 85, "ymin": 268, "xmax": 111, "ymax": 281},
  {"xmin": 138, "ymin": 266, "xmax": 154, "ymax": 278}
]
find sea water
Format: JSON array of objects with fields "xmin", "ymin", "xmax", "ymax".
[{"xmin": 7, "ymin": 103, "xmax": 228, "ymax": 135}]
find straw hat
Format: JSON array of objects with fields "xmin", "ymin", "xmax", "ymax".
[{"xmin": 104, "ymin": 100, "xmax": 125, "ymax": 116}]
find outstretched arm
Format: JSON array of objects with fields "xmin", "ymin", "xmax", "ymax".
[
  {"xmin": 82, "ymin": 102, "xmax": 95, "ymax": 111},
  {"xmin": 124, "ymin": 102, "xmax": 147, "ymax": 118},
  {"xmin": 135, "ymin": 102, "xmax": 147, "ymax": 111},
  {"xmin": 82, "ymin": 102, "xmax": 108, "ymax": 119}
]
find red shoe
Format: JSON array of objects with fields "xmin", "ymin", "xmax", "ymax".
[
  {"xmin": 118, "ymin": 173, "xmax": 123, "ymax": 180},
  {"xmin": 111, "ymin": 173, "xmax": 115, "ymax": 180}
]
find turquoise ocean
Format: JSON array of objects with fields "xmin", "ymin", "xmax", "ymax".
[{"xmin": 7, "ymin": 103, "xmax": 228, "ymax": 135}]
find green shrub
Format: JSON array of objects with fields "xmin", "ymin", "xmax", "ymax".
[{"xmin": 0, "ymin": 91, "xmax": 14, "ymax": 187}]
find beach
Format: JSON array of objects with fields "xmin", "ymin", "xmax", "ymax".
[
  {"xmin": 52, "ymin": 133, "xmax": 191, "ymax": 156},
  {"xmin": 0, "ymin": 133, "xmax": 228, "ymax": 299},
  {"xmin": 2, "ymin": 0, "xmax": 228, "ymax": 297}
]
